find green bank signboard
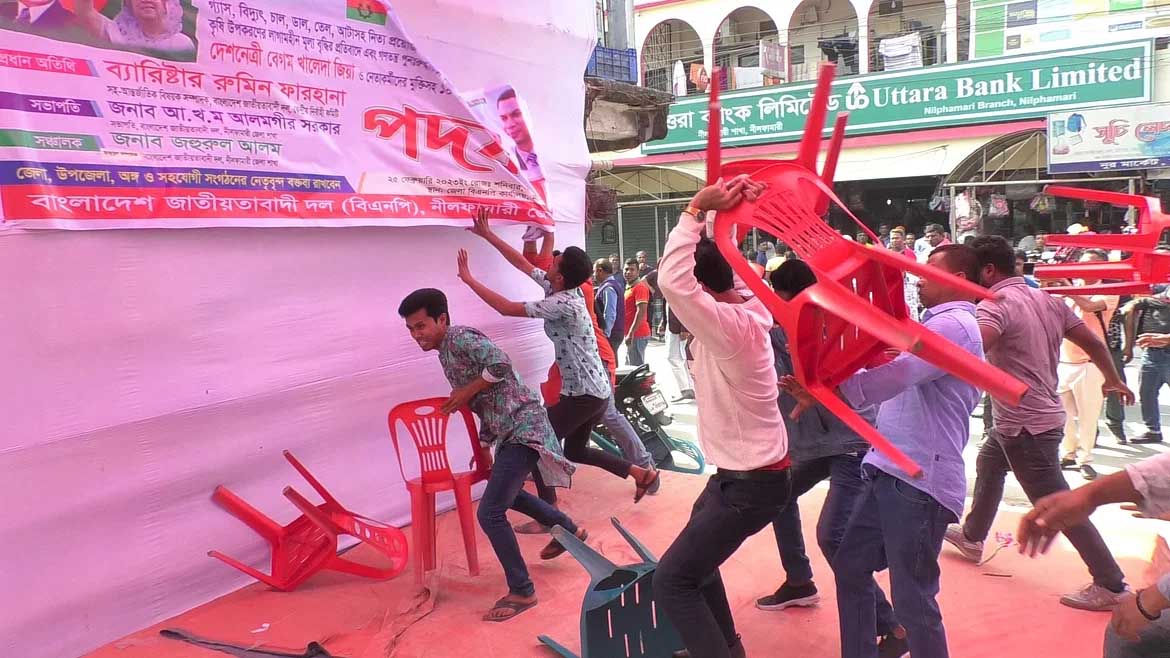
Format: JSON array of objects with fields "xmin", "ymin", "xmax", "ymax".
[{"xmin": 643, "ymin": 40, "xmax": 1153, "ymax": 155}]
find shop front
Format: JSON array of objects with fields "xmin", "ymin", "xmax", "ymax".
[{"xmin": 591, "ymin": 40, "xmax": 1157, "ymax": 257}]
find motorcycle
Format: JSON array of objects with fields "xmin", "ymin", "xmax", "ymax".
[{"xmin": 591, "ymin": 364, "xmax": 706, "ymax": 474}]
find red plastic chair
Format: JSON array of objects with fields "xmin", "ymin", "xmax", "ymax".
[
  {"xmin": 714, "ymin": 63, "xmax": 865, "ymax": 227},
  {"xmin": 281, "ymin": 451, "xmax": 409, "ymax": 581},
  {"xmin": 1034, "ymin": 186, "xmax": 1170, "ymax": 295},
  {"xmin": 388, "ymin": 398, "xmax": 491, "ymax": 584},
  {"xmin": 705, "ymin": 62, "xmax": 1027, "ymax": 478},
  {"xmin": 208, "ymin": 451, "xmax": 409, "ymax": 591}
]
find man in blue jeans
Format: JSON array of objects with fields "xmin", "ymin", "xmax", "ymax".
[
  {"xmin": 399, "ymin": 288, "xmax": 583, "ymax": 623},
  {"xmin": 1122, "ymin": 286, "xmax": 1170, "ymax": 444},
  {"xmin": 786, "ymin": 245, "xmax": 985, "ymax": 657},
  {"xmin": 758, "ymin": 262, "xmax": 907, "ymax": 658}
]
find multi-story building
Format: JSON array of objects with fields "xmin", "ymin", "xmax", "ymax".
[{"xmin": 588, "ymin": 0, "xmax": 1170, "ymax": 265}]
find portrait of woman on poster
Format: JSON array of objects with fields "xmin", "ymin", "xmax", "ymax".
[{"xmin": 75, "ymin": 0, "xmax": 194, "ymax": 57}]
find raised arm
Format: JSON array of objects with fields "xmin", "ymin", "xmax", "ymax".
[
  {"xmin": 466, "ymin": 207, "xmax": 540, "ymax": 276},
  {"xmin": 1065, "ymin": 294, "xmax": 1107, "ymax": 313},
  {"xmin": 72, "ymin": 0, "xmax": 108, "ymax": 40},
  {"xmin": 657, "ymin": 177, "xmax": 760, "ymax": 358},
  {"xmin": 456, "ymin": 249, "xmax": 527, "ymax": 317}
]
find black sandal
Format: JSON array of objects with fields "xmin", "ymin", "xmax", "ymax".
[
  {"xmin": 634, "ymin": 469, "xmax": 660, "ymax": 504},
  {"xmin": 483, "ymin": 597, "xmax": 538, "ymax": 622},
  {"xmin": 540, "ymin": 528, "xmax": 587, "ymax": 560}
]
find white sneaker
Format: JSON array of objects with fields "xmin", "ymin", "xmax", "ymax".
[
  {"xmin": 1059, "ymin": 583, "xmax": 1132, "ymax": 611},
  {"xmin": 944, "ymin": 524, "xmax": 984, "ymax": 563}
]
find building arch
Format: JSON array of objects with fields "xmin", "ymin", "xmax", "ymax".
[
  {"xmin": 712, "ymin": 6, "xmax": 780, "ymax": 89},
  {"xmin": 786, "ymin": 0, "xmax": 860, "ymax": 81},
  {"xmin": 640, "ymin": 18, "xmax": 705, "ymax": 94}
]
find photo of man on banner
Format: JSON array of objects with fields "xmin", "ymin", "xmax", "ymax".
[{"xmin": 463, "ymin": 85, "xmax": 547, "ymax": 202}]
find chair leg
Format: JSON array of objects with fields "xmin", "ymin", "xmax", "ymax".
[
  {"xmin": 207, "ymin": 550, "xmax": 288, "ymax": 591},
  {"xmin": 425, "ymin": 492, "xmax": 438, "ymax": 572},
  {"xmin": 453, "ymin": 480, "xmax": 479, "ymax": 577},
  {"xmin": 410, "ymin": 489, "xmax": 429, "ymax": 585},
  {"xmin": 211, "ymin": 486, "xmax": 283, "ymax": 544}
]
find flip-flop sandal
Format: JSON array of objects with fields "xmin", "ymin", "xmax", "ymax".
[
  {"xmin": 634, "ymin": 470, "xmax": 660, "ymax": 504},
  {"xmin": 513, "ymin": 520, "xmax": 551, "ymax": 535},
  {"xmin": 482, "ymin": 597, "xmax": 538, "ymax": 622},
  {"xmin": 540, "ymin": 528, "xmax": 588, "ymax": 560}
]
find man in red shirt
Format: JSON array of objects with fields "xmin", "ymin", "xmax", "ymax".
[{"xmin": 624, "ymin": 258, "xmax": 652, "ymax": 366}]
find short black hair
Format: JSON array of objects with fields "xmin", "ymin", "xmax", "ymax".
[
  {"xmin": 925, "ymin": 223, "xmax": 945, "ymax": 234},
  {"xmin": 625, "ymin": 258, "xmax": 639, "ymax": 268},
  {"xmin": 594, "ymin": 258, "xmax": 614, "ymax": 275},
  {"xmin": 558, "ymin": 246, "xmax": 592, "ymax": 289},
  {"xmin": 1014, "ymin": 249, "xmax": 1028, "ymax": 261},
  {"xmin": 694, "ymin": 237, "xmax": 734, "ymax": 293},
  {"xmin": 496, "ymin": 88, "xmax": 517, "ymax": 104},
  {"xmin": 969, "ymin": 236, "xmax": 1015, "ymax": 276},
  {"xmin": 769, "ymin": 259, "xmax": 817, "ymax": 296},
  {"xmin": 1083, "ymin": 248, "xmax": 1109, "ymax": 261},
  {"xmin": 398, "ymin": 288, "xmax": 449, "ymax": 321},
  {"xmin": 930, "ymin": 244, "xmax": 980, "ymax": 283}
]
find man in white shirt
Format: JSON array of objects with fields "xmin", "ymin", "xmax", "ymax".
[
  {"xmin": 655, "ymin": 175, "xmax": 787, "ymax": 658},
  {"xmin": 1057, "ymin": 249, "xmax": 1120, "ymax": 481},
  {"xmin": 915, "ymin": 223, "xmax": 949, "ymax": 263},
  {"xmin": 1018, "ymin": 451, "xmax": 1170, "ymax": 657}
]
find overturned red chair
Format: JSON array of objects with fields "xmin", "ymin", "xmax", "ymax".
[
  {"xmin": 1034, "ymin": 185, "xmax": 1170, "ymax": 295},
  {"xmin": 705, "ymin": 62, "xmax": 1027, "ymax": 477},
  {"xmin": 208, "ymin": 450, "xmax": 409, "ymax": 591},
  {"xmin": 388, "ymin": 398, "xmax": 492, "ymax": 584}
]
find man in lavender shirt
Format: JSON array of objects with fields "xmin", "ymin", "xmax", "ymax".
[
  {"xmin": 786, "ymin": 244, "xmax": 984, "ymax": 658},
  {"xmin": 945, "ymin": 236, "xmax": 1135, "ymax": 611}
]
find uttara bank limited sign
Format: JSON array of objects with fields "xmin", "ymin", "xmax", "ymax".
[{"xmin": 643, "ymin": 40, "xmax": 1152, "ymax": 155}]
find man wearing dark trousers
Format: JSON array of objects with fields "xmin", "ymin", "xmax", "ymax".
[
  {"xmin": 945, "ymin": 236, "xmax": 1135, "ymax": 611},
  {"xmin": 656, "ymin": 175, "xmax": 781, "ymax": 658},
  {"xmin": 1123, "ymin": 287, "xmax": 1170, "ymax": 444},
  {"xmin": 784, "ymin": 245, "xmax": 985, "ymax": 658},
  {"xmin": 1105, "ymin": 295, "xmax": 1132, "ymax": 443},
  {"xmin": 757, "ymin": 261, "xmax": 908, "ymax": 658}
]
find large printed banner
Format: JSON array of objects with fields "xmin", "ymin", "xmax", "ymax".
[
  {"xmin": 1049, "ymin": 103, "xmax": 1170, "ymax": 174},
  {"xmin": 0, "ymin": 0, "xmax": 551, "ymax": 229}
]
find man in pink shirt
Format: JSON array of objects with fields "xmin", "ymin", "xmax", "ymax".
[
  {"xmin": 655, "ymin": 175, "xmax": 786, "ymax": 658},
  {"xmin": 945, "ymin": 236, "xmax": 1134, "ymax": 611}
]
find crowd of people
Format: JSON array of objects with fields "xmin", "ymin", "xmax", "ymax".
[{"xmin": 396, "ymin": 175, "xmax": 1168, "ymax": 657}]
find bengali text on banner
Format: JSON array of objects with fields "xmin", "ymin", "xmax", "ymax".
[{"xmin": 0, "ymin": 0, "xmax": 550, "ymax": 229}]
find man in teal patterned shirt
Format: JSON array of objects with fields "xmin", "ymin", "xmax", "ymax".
[{"xmin": 399, "ymin": 288, "xmax": 582, "ymax": 623}]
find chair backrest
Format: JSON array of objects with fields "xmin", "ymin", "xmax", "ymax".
[
  {"xmin": 548, "ymin": 520, "xmax": 683, "ymax": 658},
  {"xmin": 582, "ymin": 571, "xmax": 680, "ymax": 658},
  {"xmin": 387, "ymin": 397, "xmax": 484, "ymax": 485}
]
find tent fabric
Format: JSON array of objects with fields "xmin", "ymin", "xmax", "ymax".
[{"xmin": 0, "ymin": 2, "xmax": 596, "ymax": 657}]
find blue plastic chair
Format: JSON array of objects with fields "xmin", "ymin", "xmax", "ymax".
[{"xmin": 538, "ymin": 518, "xmax": 684, "ymax": 658}]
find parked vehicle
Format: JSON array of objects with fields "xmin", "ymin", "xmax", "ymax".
[{"xmin": 592, "ymin": 364, "xmax": 705, "ymax": 474}]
